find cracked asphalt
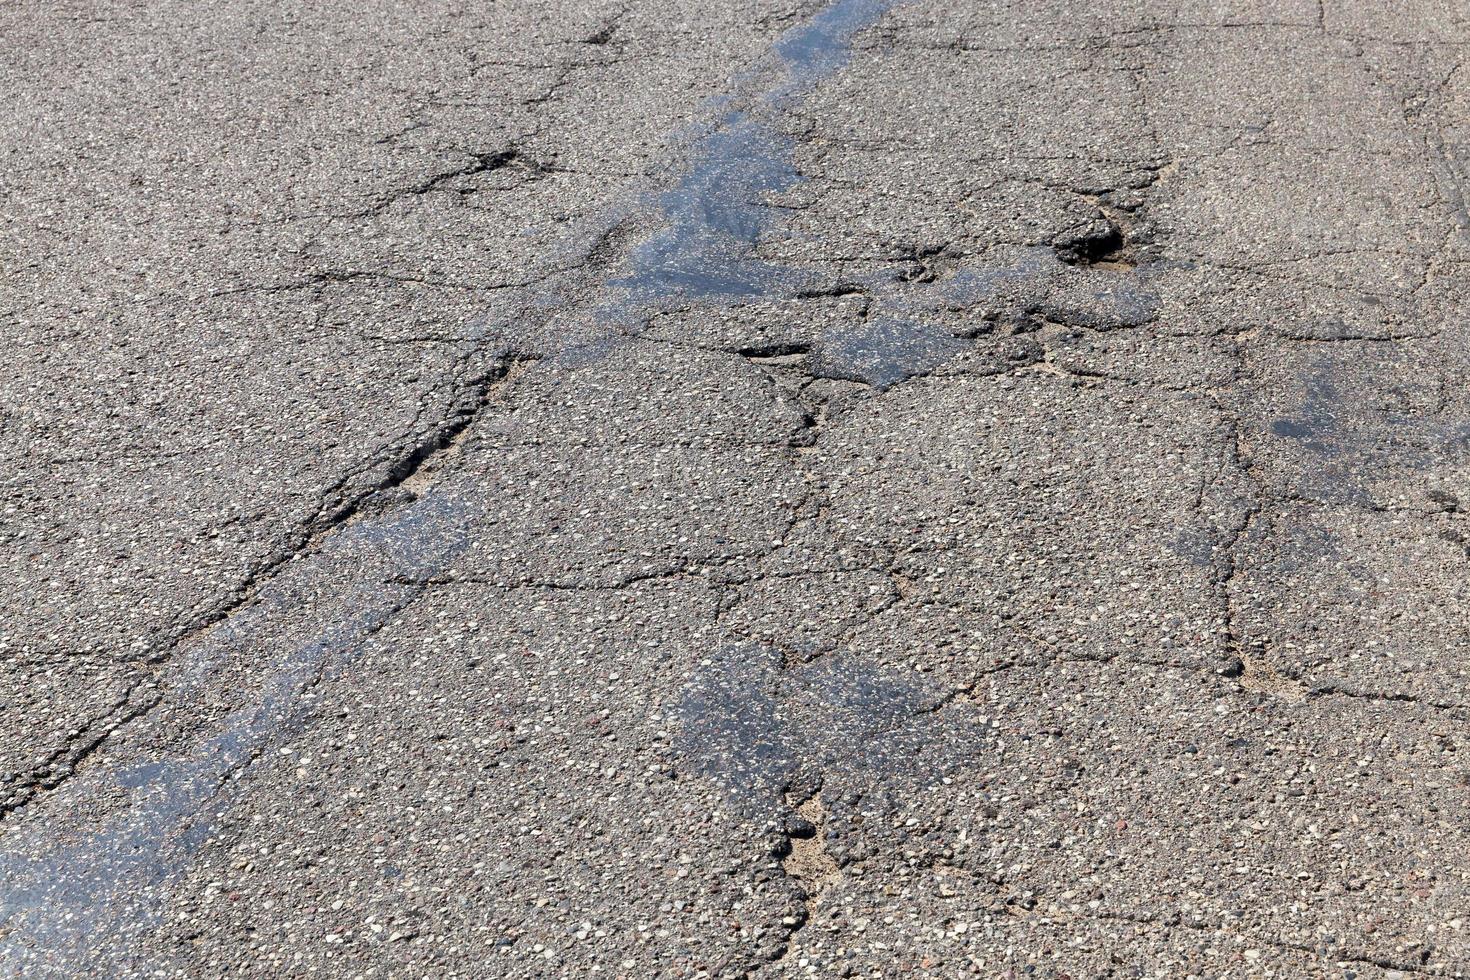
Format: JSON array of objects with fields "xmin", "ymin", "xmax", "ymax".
[{"xmin": 5, "ymin": 0, "xmax": 1470, "ymax": 976}]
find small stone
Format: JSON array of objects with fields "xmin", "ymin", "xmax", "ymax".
[{"xmin": 784, "ymin": 816, "xmax": 817, "ymax": 839}]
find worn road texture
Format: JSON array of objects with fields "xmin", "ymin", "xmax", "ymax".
[{"xmin": 4, "ymin": 0, "xmax": 1470, "ymax": 976}]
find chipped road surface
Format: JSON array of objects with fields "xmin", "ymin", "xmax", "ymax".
[{"xmin": 4, "ymin": 0, "xmax": 1470, "ymax": 977}]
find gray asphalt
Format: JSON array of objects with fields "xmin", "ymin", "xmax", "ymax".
[{"xmin": 3, "ymin": 0, "xmax": 1469, "ymax": 977}]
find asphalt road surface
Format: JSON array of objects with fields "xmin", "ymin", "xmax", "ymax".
[{"xmin": 5, "ymin": 0, "xmax": 1470, "ymax": 977}]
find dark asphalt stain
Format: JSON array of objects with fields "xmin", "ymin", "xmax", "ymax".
[
  {"xmin": 1269, "ymin": 357, "xmax": 1470, "ymax": 505},
  {"xmin": 1270, "ymin": 417, "xmax": 1317, "ymax": 441},
  {"xmin": 676, "ymin": 647, "xmax": 988, "ymax": 818},
  {"xmin": 1172, "ymin": 526, "xmax": 1223, "ymax": 569},
  {"xmin": 1269, "ymin": 369, "xmax": 1351, "ymax": 464},
  {"xmin": 808, "ymin": 316, "xmax": 968, "ymax": 388},
  {"xmin": 676, "ymin": 645, "xmax": 799, "ymax": 805},
  {"xmin": 924, "ymin": 247, "xmax": 1063, "ymax": 309},
  {"xmin": 883, "ymin": 246, "xmax": 1161, "ymax": 348}
]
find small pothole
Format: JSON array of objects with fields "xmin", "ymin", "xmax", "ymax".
[{"xmin": 1054, "ymin": 217, "xmax": 1134, "ymax": 270}]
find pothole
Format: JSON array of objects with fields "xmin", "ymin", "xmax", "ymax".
[
  {"xmin": 782, "ymin": 793, "xmax": 841, "ymax": 902},
  {"xmin": 1054, "ymin": 216, "xmax": 1134, "ymax": 270},
  {"xmin": 1234, "ymin": 657, "xmax": 1308, "ymax": 703}
]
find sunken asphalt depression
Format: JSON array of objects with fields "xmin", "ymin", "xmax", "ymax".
[{"xmin": 5, "ymin": 0, "xmax": 1470, "ymax": 977}]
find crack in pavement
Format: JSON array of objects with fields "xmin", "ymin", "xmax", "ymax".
[
  {"xmin": 0, "ymin": 351, "xmax": 534, "ymax": 970},
  {"xmin": 0, "ymin": 0, "xmax": 930, "ymax": 971},
  {"xmin": 10, "ymin": 0, "xmax": 1469, "ymax": 976}
]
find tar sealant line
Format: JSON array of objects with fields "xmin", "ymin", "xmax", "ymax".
[
  {"xmin": 0, "ymin": 486, "xmax": 478, "ymax": 974},
  {"xmin": 609, "ymin": 0, "xmax": 900, "ymax": 309},
  {"xmin": 0, "ymin": 0, "xmax": 904, "ymax": 972},
  {"xmin": 675, "ymin": 645, "xmax": 994, "ymax": 820}
]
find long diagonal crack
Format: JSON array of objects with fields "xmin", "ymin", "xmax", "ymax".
[{"xmin": 0, "ymin": 350, "xmax": 538, "ymax": 823}]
